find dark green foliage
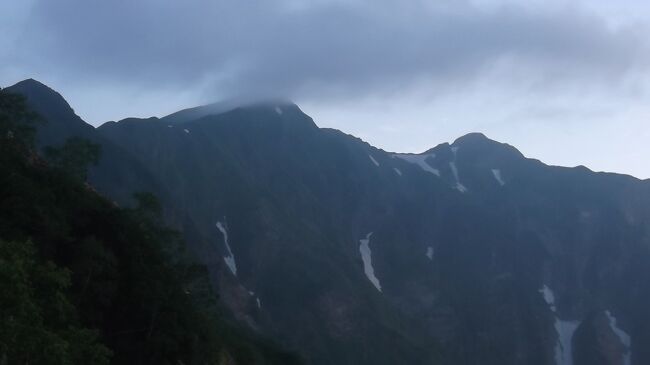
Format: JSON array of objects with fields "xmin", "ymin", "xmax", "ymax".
[
  {"xmin": 0, "ymin": 88, "xmax": 40, "ymax": 147},
  {"xmin": 0, "ymin": 239, "xmax": 112, "ymax": 365},
  {"xmin": 45, "ymin": 137, "xmax": 102, "ymax": 181}
]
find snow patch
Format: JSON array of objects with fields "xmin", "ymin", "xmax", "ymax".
[
  {"xmin": 539, "ymin": 285, "xmax": 578, "ymax": 365},
  {"xmin": 216, "ymin": 221, "xmax": 237, "ymax": 276},
  {"xmin": 392, "ymin": 153, "xmax": 440, "ymax": 176},
  {"xmin": 449, "ymin": 162, "xmax": 468, "ymax": 192},
  {"xmin": 539, "ymin": 285, "xmax": 556, "ymax": 312},
  {"xmin": 275, "ymin": 106, "xmax": 283, "ymax": 115},
  {"xmin": 426, "ymin": 246, "xmax": 434, "ymax": 260},
  {"xmin": 555, "ymin": 320, "xmax": 579, "ymax": 365},
  {"xmin": 606, "ymin": 310, "xmax": 631, "ymax": 365},
  {"xmin": 184, "ymin": 129, "xmax": 190, "ymax": 134},
  {"xmin": 368, "ymin": 154, "xmax": 380, "ymax": 166},
  {"xmin": 491, "ymin": 169, "xmax": 505, "ymax": 186},
  {"xmin": 167, "ymin": 125, "xmax": 173, "ymax": 128},
  {"xmin": 359, "ymin": 232, "xmax": 382, "ymax": 292},
  {"xmin": 393, "ymin": 167, "xmax": 402, "ymax": 176},
  {"xmin": 256, "ymin": 297, "xmax": 262, "ymax": 308},
  {"xmin": 448, "ymin": 146, "xmax": 468, "ymax": 192}
]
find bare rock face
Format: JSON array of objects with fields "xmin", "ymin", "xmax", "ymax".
[{"xmin": 573, "ymin": 311, "xmax": 630, "ymax": 365}]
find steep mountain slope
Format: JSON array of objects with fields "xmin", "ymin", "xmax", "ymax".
[
  {"xmin": 98, "ymin": 104, "xmax": 650, "ymax": 365},
  {"xmin": 98, "ymin": 105, "xmax": 441, "ymax": 364},
  {"xmin": 8, "ymin": 79, "xmax": 650, "ymax": 365},
  {"xmin": 5, "ymin": 79, "xmax": 163, "ymax": 205},
  {"xmin": 0, "ymin": 88, "xmax": 303, "ymax": 365}
]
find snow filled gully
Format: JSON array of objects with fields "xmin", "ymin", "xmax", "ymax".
[
  {"xmin": 539, "ymin": 285, "xmax": 579, "ymax": 365},
  {"xmin": 359, "ymin": 232, "xmax": 382, "ymax": 292},
  {"xmin": 216, "ymin": 220, "xmax": 237, "ymax": 276}
]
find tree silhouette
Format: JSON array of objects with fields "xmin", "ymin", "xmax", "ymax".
[{"xmin": 44, "ymin": 137, "xmax": 102, "ymax": 181}]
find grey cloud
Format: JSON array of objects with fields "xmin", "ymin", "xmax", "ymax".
[{"xmin": 10, "ymin": 0, "xmax": 650, "ymax": 101}]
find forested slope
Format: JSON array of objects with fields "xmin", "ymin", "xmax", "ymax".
[{"xmin": 0, "ymin": 89, "xmax": 301, "ymax": 364}]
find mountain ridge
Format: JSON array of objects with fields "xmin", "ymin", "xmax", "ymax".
[
  {"xmin": 5, "ymin": 78, "xmax": 650, "ymax": 365},
  {"xmin": 7, "ymin": 78, "xmax": 647, "ymax": 182}
]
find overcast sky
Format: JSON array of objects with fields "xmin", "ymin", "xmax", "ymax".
[{"xmin": 2, "ymin": 0, "xmax": 650, "ymax": 178}]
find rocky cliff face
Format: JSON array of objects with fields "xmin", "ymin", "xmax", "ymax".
[{"xmin": 9, "ymin": 79, "xmax": 650, "ymax": 365}]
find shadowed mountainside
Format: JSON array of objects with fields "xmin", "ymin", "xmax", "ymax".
[{"xmin": 7, "ymin": 79, "xmax": 650, "ymax": 365}]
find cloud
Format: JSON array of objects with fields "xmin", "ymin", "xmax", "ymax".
[
  {"xmin": 3, "ymin": 0, "xmax": 650, "ymax": 178},
  {"xmin": 7, "ymin": 0, "xmax": 650, "ymax": 102}
]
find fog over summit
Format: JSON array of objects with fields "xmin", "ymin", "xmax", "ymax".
[{"xmin": 2, "ymin": 0, "xmax": 650, "ymax": 178}]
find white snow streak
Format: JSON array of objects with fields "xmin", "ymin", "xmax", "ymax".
[
  {"xmin": 275, "ymin": 106, "xmax": 283, "ymax": 115},
  {"xmin": 426, "ymin": 246, "xmax": 434, "ymax": 260},
  {"xmin": 184, "ymin": 128, "xmax": 190, "ymax": 134},
  {"xmin": 256, "ymin": 297, "xmax": 262, "ymax": 308},
  {"xmin": 216, "ymin": 221, "xmax": 237, "ymax": 276},
  {"xmin": 392, "ymin": 153, "xmax": 440, "ymax": 176},
  {"xmin": 359, "ymin": 232, "xmax": 382, "ymax": 292},
  {"xmin": 555, "ymin": 320, "xmax": 579, "ymax": 365},
  {"xmin": 606, "ymin": 310, "xmax": 631, "ymax": 365},
  {"xmin": 540, "ymin": 285, "xmax": 556, "ymax": 312},
  {"xmin": 368, "ymin": 154, "xmax": 380, "ymax": 166},
  {"xmin": 539, "ymin": 285, "xmax": 578, "ymax": 365},
  {"xmin": 449, "ymin": 162, "xmax": 468, "ymax": 192},
  {"xmin": 394, "ymin": 167, "xmax": 402, "ymax": 176},
  {"xmin": 492, "ymin": 169, "xmax": 505, "ymax": 186},
  {"xmin": 449, "ymin": 146, "xmax": 468, "ymax": 192}
]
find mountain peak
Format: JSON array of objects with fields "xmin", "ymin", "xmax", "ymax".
[
  {"xmin": 8, "ymin": 78, "xmax": 61, "ymax": 99},
  {"xmin": 452, "ymin": 132, "xmax": 493, "ymax": 146},
  {"xmin": 452, "ymin": 132, "xmax": 521, "ymax": 154},
  {"xmin": 5, "ymin": 78, "xmax": 94, "ymax": 146},
  {"xmin": 421, "ymin": 132, "xmax": 524, "ymax": 164},
  {"xmin": 10, "ymin": 78, "xmax": 50, "ymax": 89},
  {"xmin": 6, "ymin": 78, "xmax": 75, "ymax": 117},
  {"xmin": 161, "ymin": 98, "xmax": 297, "ymax": 125}
]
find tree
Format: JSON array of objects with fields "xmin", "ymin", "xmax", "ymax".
[
  {"xmin": 0, "ymin": 239, "xmax": 111, "ymax": 364},
  {"xmin": 0, "ymin": 88, "xmax": 41, "ymax": 147},
  {"xmin": 44, "ymin": 137, "xmax": 102, "ymax": 181}
]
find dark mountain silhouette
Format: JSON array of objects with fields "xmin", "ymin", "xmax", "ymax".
[{"xmin": 7, "ymin": 78, "xmax": 650, "ymax": 365}]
